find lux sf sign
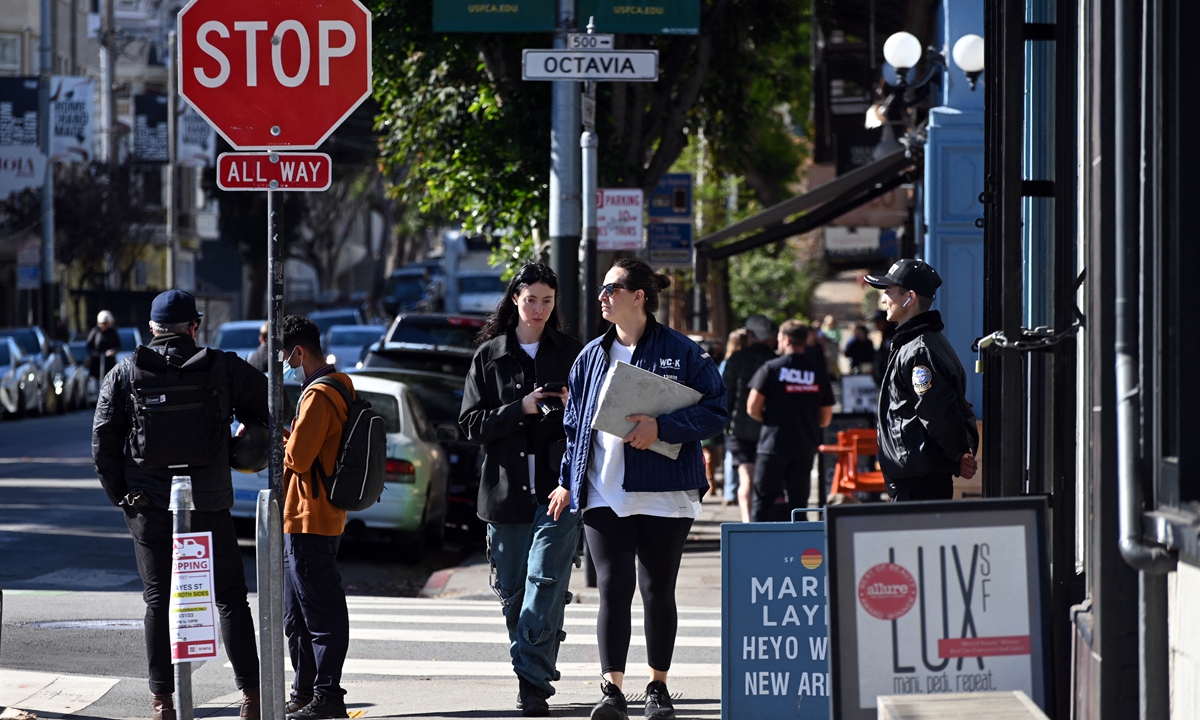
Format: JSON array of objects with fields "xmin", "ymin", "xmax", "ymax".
[{"xmin": 178, "ymin": 0, "xmax": 372, "ymax": 150}]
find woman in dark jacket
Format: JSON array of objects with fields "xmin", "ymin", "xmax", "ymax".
[
  {"xmin": 549, "ymin": 257, "xmax": 728, "ymax": 720},
  {"xmin": 458, "ymin": 262, "xmax": 584, "ymax": 717},
  {"xmin": 86, "ymin": 310, "xmax": 121, "ymax": 379}
]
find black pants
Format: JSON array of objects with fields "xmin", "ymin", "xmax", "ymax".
[
  {"xmin": 125, "ymin": 506, "xmax": 259, "ymax": 695},
  {"xmin": 887, "ymin": 473, "xmax": 954, "ymax": 501},
  {"xmin": 582, "ymin": 507, "xmax": 693, "ymax": 674},
  {"xmin": 284, "ymin": 533, "xmax": 349, "ymax": 701},
  {"xmin": 751, "ymin": 451, "xmax": 817, "ymax": 522}
]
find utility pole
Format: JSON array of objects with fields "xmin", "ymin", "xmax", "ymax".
[
  {"xmin": 581, "ymin": 127, "xmax": 597, "ymax": 340},
  {"xmin": 39, "ymin": 0, "xmax": 55, "ymax": 329},
  {"xmin": 549, "ymin": 0, "xmax": 580, "ymax": 336},
  {"xmin": 99, "ymin": 0, "xmax": 115, "ymax": 168},
  {"xmin": 166, "ymin": 31, "xmax": 177, "ymax": 289}
]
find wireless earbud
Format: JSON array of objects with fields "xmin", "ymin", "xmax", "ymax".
[{"xmin": 903, "ymin": 297, "xmax": 912, "ymax": 308}]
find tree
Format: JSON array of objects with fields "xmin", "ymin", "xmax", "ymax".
[
  {"xmin": 55, "ymin": 163, "xmax": 158, "ymax": 291},
  {"xmin": 370, "ymin": 0, "xmax": 813, "ymax": 263}
]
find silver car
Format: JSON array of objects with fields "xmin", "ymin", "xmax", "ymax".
[
  {"xmin": 323, "ymin": 324, "xmax": 386, "ymax": 371},
  {"xmin": 211, "ymin": 320, "xmax": 266, "ymax": 362},
  {"xmin": 116, "ymin": 326, "xmax": 145, "ymax": 365},
  {"xmin": 230, "ymin": 374, "xmax": 450, "ymax": 562},
  {"xmin": 0, "ymin": 338, "xmax": 42, "ymax": 418},
  {"xmin": 0, "ymin": 327, "xmax": 59, "ymax": 414},
  {"xmin": 51, "ymin": 344, "xmax": 91, "ymax": 411}
]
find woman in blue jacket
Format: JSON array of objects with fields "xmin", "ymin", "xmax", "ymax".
[{"xmin": 548, "ymin": 257, "xmax": 728, "ymax": 720}]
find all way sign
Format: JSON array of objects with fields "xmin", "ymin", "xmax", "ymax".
[
  {"xmin": 217, "ymin": 152, "xmax": 332, "ymax": 191},
  {"xmin": 522, "ymin": 49, "xmax": 658, "ymax": 81}
]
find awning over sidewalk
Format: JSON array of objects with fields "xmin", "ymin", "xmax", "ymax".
[{"xmin": 695, "ymin": 148, "xmax": 919, "ymax": 261}]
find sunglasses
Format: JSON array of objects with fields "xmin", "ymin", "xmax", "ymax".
[{"xmin": 598, "ymin": 282, "xmax": 631, "ymax": 297}]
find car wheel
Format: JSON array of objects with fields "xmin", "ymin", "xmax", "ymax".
[
  {"xmin": 392, "ymin": 526, "xmax": 426, "ymax": 565},
  {"xmin": 15, "ymin": 391, "xmax": 26, "ymax": 419},
  {"xmin": 425, "ymin": 493, "xmax": 446, "ymax": 553}
]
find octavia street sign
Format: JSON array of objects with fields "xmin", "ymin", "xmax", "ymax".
[
  {"xmin": 178, "ymin": 0, "xmax": 372, "ymax": 150},
  {"xmin": 522, "ymin": 49, "xmax": 658, "ymax": 81},
  {"xmin": 217, "ymin": 152, "xmax": 332, "ymax": 191}
]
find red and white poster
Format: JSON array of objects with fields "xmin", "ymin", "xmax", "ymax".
[
  {"xmin": 596, "ymin": 188, "xmax": 644, "ymax": 251},
  {"xmin": 169, "ymin": 531, "xmax": 218, "ymax": 663}
]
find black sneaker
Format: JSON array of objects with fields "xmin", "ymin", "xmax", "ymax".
[
  {"xmin": 517, "ymin": 676, "xmax": 550, "ymax": 717},
  {"xmin": 590, "ymin": 679, "xmax": 628, "ymax": 720},
  {"xmin": 285, "ymin": 695, "xmax": 313, "ymax": 715},
  {"xmin": 286, "ymin": 695, "xmax": 348, "ymax": 720},
  {"xmin": 644, "ymin": 680, "xmax": 675, "ymax": 719}
]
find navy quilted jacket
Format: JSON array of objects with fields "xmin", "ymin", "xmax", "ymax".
[{"xmin": 559, "ymin": 315, "xmax": 729, "ymax": 512}]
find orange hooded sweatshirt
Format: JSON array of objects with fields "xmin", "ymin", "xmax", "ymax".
[{"xmin": 283, "ymin": 372, "xmax": 353, "ymax": 536}]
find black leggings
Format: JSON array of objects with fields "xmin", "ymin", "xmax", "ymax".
[{"xmin": 583, "ymin": 507, "xmax": 694, "ymax": 674}]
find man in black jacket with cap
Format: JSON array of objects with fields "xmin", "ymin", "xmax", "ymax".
[
  {"xmin": 93, "ymin": 289, "xmax": 268, "ymax": 720},
  {"xmin": 864, "ymin": 260, "xmax": 979, "ymax": 501}
]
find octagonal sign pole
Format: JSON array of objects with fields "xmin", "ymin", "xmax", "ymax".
[{"xmin": 178, "ymin": 4, "xmax": 371, "ymax": 716}]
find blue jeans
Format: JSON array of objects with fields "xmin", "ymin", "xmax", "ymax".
[
  {"xmin": 486, "ymin": 504, "xmax": 582, "ymax": 697},
  {"xmin": 723, "ymin": 448, "xmax": 739, "ymax": 503}
]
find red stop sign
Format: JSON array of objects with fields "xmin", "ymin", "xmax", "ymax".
[{"xmin": 178, "ymin": 0, "xmax": 371, "ymax": 150}]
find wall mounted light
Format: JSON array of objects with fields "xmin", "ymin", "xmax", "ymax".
[
  {"xmin": 952, "ymin": 34, "xmax": 986, "ymax": 90},
  {"xmin": 882, "ymin": 32, "xmax": 923, "ymax": 85}
]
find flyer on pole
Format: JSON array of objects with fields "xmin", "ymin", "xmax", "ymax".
[{"xmin": 170, "ymin": 531, "xmax": 219, "ymax": 662}]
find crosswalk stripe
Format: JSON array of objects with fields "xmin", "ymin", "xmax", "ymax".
[
  {"xmin": 345, "ymin": 598, "xmax": 722, "ymax": 615},
  {"xmin": 347, "ymin": 612, "xmax": 721, "ymax": 628},
  {"xmin": 340, "ymin": 659, "xmax": 722, "ymax": 678},
  {"xmin": 349, "ymin": 627, "xmax": 720, "ymax": 647}
]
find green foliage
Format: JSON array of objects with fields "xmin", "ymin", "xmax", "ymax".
[
  {"xmin": 369, "ymin": 0, "xmax": 812, "ymax": 265},
  {"xmin": 728, "ymin": 241, "xmax": 823, "ymax": 328}
]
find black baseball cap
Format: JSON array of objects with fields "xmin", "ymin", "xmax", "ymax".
[
  {"xmin": 150, "ymin": 290, "xmax": 203, "ymax": 324},
  {"xmin": 864, "ymin": 259, "xmax": 943, "ymax": 299}
]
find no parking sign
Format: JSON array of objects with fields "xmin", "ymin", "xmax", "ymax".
[{"xmin": 170, "ymin": 531, "xmax": 218, "ymax": 662}]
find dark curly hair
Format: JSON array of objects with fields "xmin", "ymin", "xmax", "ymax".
[
  {"xmin": 282, "ymin": 315, "xmax": 322, "ymax": 356},
  {"xmin": 475, "ymin": 262, "xmax": 562, "ymax": 344},
  {"xmin": 611, "ymin": 257, "xmax": 672, "ymax": 315}
]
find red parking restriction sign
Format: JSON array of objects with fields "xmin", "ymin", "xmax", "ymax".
[
  {"xmin": 170, "ymin": 531, "xmax": 218, "ymax": 662},
  {"xmin": 217, "ymin": 152, "xmax": 332, "ymax": 191},
  {"xmin": 178, "ymin": 0, "xmax": 372, "ymax": 150}
]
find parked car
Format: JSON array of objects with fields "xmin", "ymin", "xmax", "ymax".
[
  {"xmin": 0, "ymin": 327, "xmax": 58, "ymax": 413},
  {"xmin": 381, "ymin": 313, "xmax": 484, "ymax": 351},
  {"xmin": 115, "ymin": 326, "xmax": 145, "ymax": 365},
  {"xmin": 455, "ymin": 272, "xmax": 506, "ymax": 315},
  {"xmin": 0, "ymin": 337, "xmax": 42, "ymax": 418},
  {"xmin": 51, "ymin": 343, "xmax": 91, "ymax": 412},
  {"xmin": 380, "ymin": 267, "xmax": 437, "ymax": 316},
  {"xmin": 67, "ymin": 340, "xmax": 100, "ymax": 404},
  {"xmin": 308, "ymin": 308, "xmax": 364, "ymax": 336},
  {"xmin": 360, "ymin": 341, "xmax": 474, "ymax": 379},
  {"xmin": 350, "ymin": 367, "xmax": 485, "ymax": 540},
  {"xmin": 323, "ymin": 324, "xmax": 386, "ymax": 371},
  {"xmin": 230, "ymin": 375, "xmax": 450, "ymax": 562},
  {"xmin": 211, "ymin": 320, "xmax": 266, "ymax": 362}
]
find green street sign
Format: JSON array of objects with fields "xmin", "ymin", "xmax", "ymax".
[
  {"xmin": 578, "ymin": 0, "xmax": 700, "ymax": 35},
  {"xmin": 433, "ymin": 0, "xmax": 556, "ymax": 33}
]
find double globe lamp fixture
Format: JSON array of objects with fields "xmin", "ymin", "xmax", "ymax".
[{"xmin": 882, "ymin": 31, "xmax": 986, "ymax": 91}]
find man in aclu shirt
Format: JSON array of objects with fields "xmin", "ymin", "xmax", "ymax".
[{"xmin": 745, "ymin": 319, "xmax": 835, "ymax": 521}]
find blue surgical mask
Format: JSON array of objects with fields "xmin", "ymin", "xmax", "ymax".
[{"xmin": 283, "ymin": 348, "xmax": 302, "ymax": 383}]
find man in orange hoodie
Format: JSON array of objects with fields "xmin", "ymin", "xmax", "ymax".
[{"xmin": 281, "ymin": 315, "xmax": 352, "ymax": 719}]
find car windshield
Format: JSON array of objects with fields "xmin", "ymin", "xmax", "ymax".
[
  {"xmin": 328, "ymin": 327, "xmax": 385, "ymax": 346},
  {"xmin": 354, "ymin": 371, "xmax": 465, "ymax": 423},
  {"xmin": 214, "ymin": 327, "xmax": 261, "ymax": 349},
  {"xmin": 386, "ymin": 319, "xmax": 481, "ymax": 349},
  {"xmin": 459, "ymin": 275, "xmax": 505, "ymax": 294},
  {"xmin": 0, "ymin": 329, "xmax": 40, "ymax": 355},
  {"xmin": 117, "ymin": 328, "xmax": 140, "ymax": 349},
  {"xmin": 362, "ymin": 348, "xmax": 472, "ymax": 378},
  {"xmin": 311, "ymin": 311, "xmax": 360, "ymax": 335},
  {"xmin": 383, "ymin": 277, "xmax": 425, "ymax": 302},
  {"xmin": 0, "ymin": 343, "xmax": 10, "ymax": 365},
  {"xmin": 281, "ymin": 384, "xmax": 401, "ymax": 434}
]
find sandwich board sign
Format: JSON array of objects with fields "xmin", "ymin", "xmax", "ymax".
[{"xmin": 722, "ymin": 515, "xmax": 831, "ymax": 720}]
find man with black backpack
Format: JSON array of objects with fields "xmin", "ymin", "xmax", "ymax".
[
  {"xmin": 280, "ymin": 315, "xmax": 360, "ymax": 720},
  {"xmin": 92, "ymin": 290, "xmax": 267, "ymax": 720}
]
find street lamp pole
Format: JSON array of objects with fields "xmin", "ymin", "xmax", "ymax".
[{"xmin": 549, "ymin": 0, "xmax": 581, "ymax": 336}]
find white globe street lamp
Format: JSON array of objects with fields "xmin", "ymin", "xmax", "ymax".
[
  {"xmin": 952, "ymin": 33, "xmax": 986, "ymax": 90},
  {"xmin": 883, "ymin": 32, "xmax": 923, "ymax": 82}
]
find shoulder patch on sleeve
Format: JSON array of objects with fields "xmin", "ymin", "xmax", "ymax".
[{"xmin": 912, "ymin": 365, "xmax": 933, "ymax": 394}]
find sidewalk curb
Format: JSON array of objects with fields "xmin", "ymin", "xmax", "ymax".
[{"xmin": 418, "ymin": 567, "xmax": 456, "ymax": 598}]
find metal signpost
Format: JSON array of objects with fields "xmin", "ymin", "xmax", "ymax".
[
  {"xmin": 722, "ymin": 510, "xmax": 831, "ymax": 720},
  {"xmin": 177, "ymin": 1, "xmax": 372, "ymax": 716}
]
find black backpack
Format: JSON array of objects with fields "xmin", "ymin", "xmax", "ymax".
[
  {"xmin": 304, "ymin": 376, "xmax": 387, "ymax": 512},
  {"xmin": 129, "ymin": 346, "xmax": 228, "ymax": 469}
]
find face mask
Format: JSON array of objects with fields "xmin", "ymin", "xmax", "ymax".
[{"xmin": 284, "ymin": 349, "xmax": 302, "ymax": 383}]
